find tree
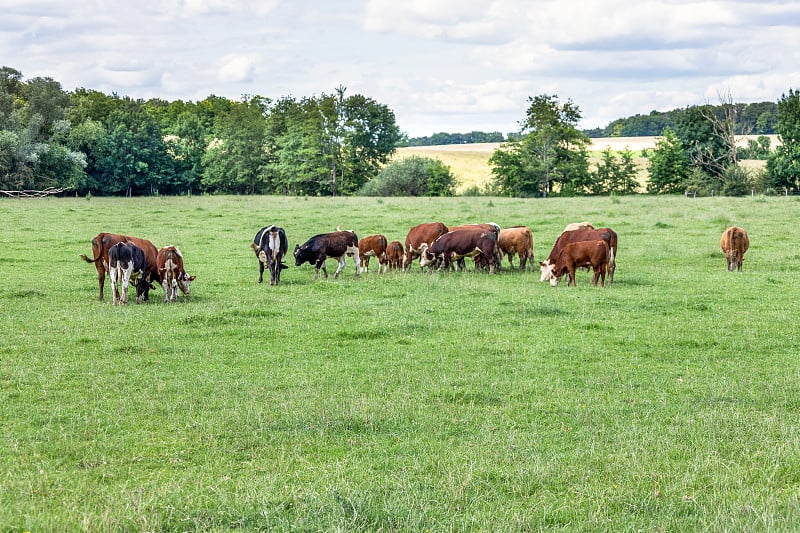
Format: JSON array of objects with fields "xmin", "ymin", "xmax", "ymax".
[
  {"xmin": 767, "ymin": 89, "xmax": 800, "ymax": 191},
  {"xmin": 359, "ymin": 156, "xmax": 456, "ymax": 196},
  {"xmin": 646, "ymin": 127, "xmax": 690, "ymax": 194}
]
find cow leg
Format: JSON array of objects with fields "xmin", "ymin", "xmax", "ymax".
[
  {"xmin": 258, "ymin": 260, "xmax": 265, "ymax": 283},
  {"xmin": 352, "ymin": 249, "xmax": 360, "ymax": 277},
  {"xmin": 162, "ymin": 278, "xmax": 170, "ymax": 302},
  {"xmin": 110, "ymin": 268, "xmax": 119, "ymax": 305},
  {"xmin": 171, "ymin": 278, "xmax": 179, "ymax": 301},
  {"xmin": 333, "ymin": 257, "xmax": 346, "ymax": 278},
  {"xmin": 120, "ymin": 265, "xmax": 132, "ymax": 304}
]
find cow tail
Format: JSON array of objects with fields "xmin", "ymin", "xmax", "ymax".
[{"xmin": 80, "ymin": 253, "xmax": 102, "ymax": 264}]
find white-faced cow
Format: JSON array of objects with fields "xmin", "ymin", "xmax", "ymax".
[
  {"xmin": 358, "ymin": 234, "xmax": 388, "ymax": 273},
  {"xmin": 498, "ymin": 226, "xmax": 534, "ymax": 271},
  {"xmin": 403, "ymin": 222, "xmax": 448, "ymax": 271},
  {"xmin": 418, "ymin": 228, "xmax": 498, "ymax": 273},
  {"xmin": 252, "ymin": 225, "xmax": 289, "ymax": 285},
  {"xmin": 546, "ymin": 240, "xmax": 610, "ymax": 287},
  {"xmin": 81, "ymin": 232, "xmax": 159, "ymax": 301},
  {"xmin": 157, "ymin": 245, "xmax": 196, "ymax": 302},
  {"xmin": 294, "ymin": 230, "xmax": 360, "ymax": 280},
  {"xmin": 720, "ymin": 226, "xmax": 749, "ymax": 272},
  {"xmin": 540, "ymin": 227, "xmax": 618, "ymax": 284},
  {"xmin": 108, "ymin": 242, "xmax": 149, "ymax": 305},
  {"xmin": 386, "ymin": 240, "xmax": 404, "ymax": 270}
]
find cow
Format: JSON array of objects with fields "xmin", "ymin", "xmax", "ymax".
[
  {"xmin": 252, "ymin": 225, "xmax": 289, "ymax": 285},
  {"xmin": 448, "ymin": 223, "xmax": 502, "ymax": 270},
  {"xmin": 418, "ymin": 228, "xmax": 498, "ymax": 273},
  {"xmin": 540, "ymin": 227, "xmax": 618, "ymax": 284},
  {"xmin": 81, "ymin": 232, "xmax": 160, "ymax": 301},
  {"xmin": 720, "ymin": 226, "xmax": 749, "ymax": 272},
  {"xmin": 563, "ymin": 221, "xmax": 594, "ymax": 232},
  {"xmin": 294, "ymin": 230, "xmax": 360, "ymax": 280},
  {"xmin": 108, "ymin": 242, "xmax": 149, "ymax": 305},
  {"xmin": 498, "ymin": 226, "xmax": 534, "ymax": 271},
  {"xmin": 386, "ymin": 240, "xmax": 405, "ymax": 270},
  {"xmin": 546, "ymin": 240, "xmax": 610, "ymax": 287},
  {"xmin": 157, "ymin": 245, "xmax": 196, "ymax": 302},
  {"xmin": 403, "ymin": 222, "xmax": 448, "ymax": 271},
  {"xmin": 358, "ymin": 234, "xmax": 389, "ymax": 273}
]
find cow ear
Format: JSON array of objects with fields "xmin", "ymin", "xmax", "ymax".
[
  {"xmin": 294, "ymin": 244, "xmax": 300, "ymax": 251},
  {"xmin": 188, "ymin": 275, "xmax": 196, "ymax": 281}
]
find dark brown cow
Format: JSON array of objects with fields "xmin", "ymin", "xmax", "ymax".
[
  {"xmin": 294, "ymin": 230, "xmax": 360, "ymax": 280},
  {"xmin": 81, "ymin": 232, "xmax": 160, "ymax": 301},
  {"xmin": 358, "ymin": 234, "xmax": 389, "ymax": 274},
  {"xmin": 418, "ymin": 228, "xmax": 498, "ymax": 273},
  {"xmin": 499, "ymin": 226, "xmax": 534, "ymax": 271},
  {"xmin": 546, "ymin": 240, "xmax": 610, "ymax": 287},
  {"xmin": 540, "ymin": 227, "xmax": 618, "ymax": 284},
  {"xmin": 157, "ymin": 245, "xmax": 196, "ymax": 302},
  {"xmin": 386, "ymin": 240, "xmax": 404, "ymax": 270},
  {"xmin": 448, "ymin": 222, "xmax": 502, "ymax": 270},
  {"xmin": 720, "ymin": 226, "xmax": 749, "ymax": 271},
  {"xmin": 403, "ymin": 222, "xmax": 448, "ymax": 271}
]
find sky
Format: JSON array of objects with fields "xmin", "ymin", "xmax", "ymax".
[{"xmin": 4, "ymin": 0, "xmax": 800, "ymax": 137}]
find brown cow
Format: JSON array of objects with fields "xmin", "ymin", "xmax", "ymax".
[
  {"xmin": 720, "ymin": 226, "xmax": 749, "ymax": 271},
  {"xmin": 386, "ymin": 240, "xmax": 404, "ymax": 270},
  {"xmin": 358, "ymin": 234, "xmax": 389, "ymax": 273},
  {"xmin": 448, "ymin": 223, "xmax": 502, "ymax": 271},
  {"xmin": 499, "ymin": 226, "xmax": 534, "ymax": 271},
  {"xmin": 419, "ymin": 228, "xmax": 498, "ymax": 273},
  {"xmin": 403, "ymin": 222, "xmax": 448, "ymax": 271},
  {"xmin": 547, "ymin": 240, "xmax": 610, "ymax": 287},
  {"xmin": 81, "ymin": 232, "xmax": 160, "ymax": 301},
  {"xmin": 157, "ymin": 245, "xmax": 196, "ymax": 302},
  {"xmin": 540, "ymin": 227, "xmax": 618, "ymax": 284}
]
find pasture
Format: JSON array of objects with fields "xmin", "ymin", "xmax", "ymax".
[{"xmin": 2, "ymin": 194, "xmax": 799, "ymax": 531}]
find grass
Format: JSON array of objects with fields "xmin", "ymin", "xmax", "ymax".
[{"xmin": 2, "ymin": 194, "xmax": 800, "ymax": 531}]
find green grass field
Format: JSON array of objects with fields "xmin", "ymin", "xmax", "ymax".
[{"xmin": 2, "ymin": 194, "xmax": 799, "ymax": 531}]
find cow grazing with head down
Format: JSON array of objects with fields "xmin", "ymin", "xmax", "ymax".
[
  {"xmin": 386, "ymin": 241, "xmax": 404, "ymax": 270},
  {"xmin": 720, "ymin": 226, "xmax": 749, "ymax": 271},
  {"xmin": 499, "ymin": 226, "xmax": 534, "ymax": 271},
  {"xmin": 448, "ymin": 223, "xmax": 502, "ymax": 270},
  {"xmin": 81, "ymin": 232, "xmax": 159, "ymax": 301},
  {"xmin": 108, "ymin": 242, "xmax": 149, "ymax": 305},
  {"xmin": 540, "ymin": 227, "xmax": 618, "ymax": 284},
  {"xmin": 157, "ymin": 245, "xmax": 196, "ymax": 302},
  {"xmin": 403, "ymin": 222, "xmax": 448, "ymax": 271},
  {"xmin": 419, "ymin": 228, "xmax": 498, "ymax": 273},
  {"xmin": 358, "ymin": 234, "xmax": 389, "ymax": 273},
  {"xmin": 294, "ymin": 230, "xmax": 360, "ymax": 280},
  {"xmin": 546, "ymin": 240, "xmax": 610, "ymax": 287},
  {"xmin": 252, "ymin": 225, "xmax": 289, "ymax": 285}
]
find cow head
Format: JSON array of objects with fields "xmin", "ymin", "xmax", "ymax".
[
  {"xmin": 417, "ymin": 243, "xmax": 433, "ymax": 268},
  {"xmin": 178, "ymin": 272, "xmax": 196, "ymax": 294},
  {"xmin": 539, "ymin": 260, "xmax": 555, "ymax": 282},
  {"xmin": 136, "ymin": 275, "xmax": 155, "ymax": 302},
  {"xmin": 294, "ymin": 244, "xmax": 310, "ymax": 266}
]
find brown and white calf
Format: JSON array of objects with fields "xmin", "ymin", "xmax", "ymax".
[
  {"xmin": 386, "ymin": 240, "xmax": 404, "ymax": 270},
  {"xmin": 546, "ymin": 240, "xmax": 610, "ymax": 287},
  {"xmin": 499, "ymin": 226, "xmax": 534, "ymax": 271},
  {"xmin": 720, "ymin": 226, "xmax": 749, "ymax": 271},
  {"xmin": 156, "ymin": 245, "xmax": 196, "ymax": 302},
  {"xmin": 358, "ymin": 234, "xmax": 389, "ymax": 273},
  {"xmin": 294, "ymin": 230, "xmax": 360, "ymax": 280}
]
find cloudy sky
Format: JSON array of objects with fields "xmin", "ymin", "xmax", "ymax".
[{"xmin": 4, "ymin": 0, "xmax": 800, "ymax": 137}]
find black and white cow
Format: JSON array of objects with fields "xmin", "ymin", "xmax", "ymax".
[
  {"xmin": 294, "ymin": 230, "xmax": 360, "ymax": 280},
  {"xmin": 252, "ymin": 225, "xmax": 289, "ymax": 285},
  {"xmin": 108, "ymin": 241, "xmax": 148, "ymax": 305}
]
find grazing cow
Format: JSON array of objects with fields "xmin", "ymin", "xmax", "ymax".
[
  {"xmin": 540, "ymin": 227, "xmax": 618, "ymax": 284},
  {"xmin": 499, "ymin": 226, "xmax": 534, "ymax": 271},
  {"xmin": 546, "ymin": 240, "xmax": 610, "ymax": 287},
  {"xmin": 157, "ymin": 245, "xmax": 196, "ymax": 302},
  {"xmin": 563, "ymin": 221, "xmax": 594, "ymax": 232},
  {"xmin": 358, "ymin": 234, "xmax": 389, "ymax": 273},
  {"xmin": 108, "ymin": 242, "xmax": 149, "ymax": 305},
  {"xmin": 403, "ymin": 222, "xmax": 448, "ymax": 271},
  {"xmin": 81, "ymin": 232, "xmax": 160, "ymax": 301},
  {"xmin": 294, "ymin": 230, "xmax": 360, "ymax": 280},
  {"xmin": 386, "ymin": 241, "xmax": 405, "ymax": 270},
  {"xmin": 448, "ymin": 223, "xmax": 502, "ymax": 270},
  {"xmin": 252, "ymin": 225, "xmax": 289, "ymax": 285},
  {"xmin": 419, "ymin": 228, "xmax": 498, "ymax": 273},
  {"xmin": 720, "ymin": 226, "xmax": 749, "ymax": 272}
]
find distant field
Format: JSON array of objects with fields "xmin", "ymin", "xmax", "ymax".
[{"xmin": 395, "ymin": 136, "xmax": 774, "ymax": 193}]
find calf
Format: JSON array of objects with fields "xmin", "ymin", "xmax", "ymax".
[
  {"xmin": 157, "ymin": 245, "xmax": 196, "ymax": 302},
  {"xmin": 294, "ymin": 230, "xmax": 360, "ymax": 280},
  {"xmin": 358, "ymin": 234, "xmax": 389, "ymax": 273},
  {"xmin": 547, "ymin": 240, "xmax": 610, "ymax": 287},
  {"xmin": 419, "ymin": 228, "xmax": 498, "ymax": 273},
  {"xmin": 81, "ymin": 232, "xmax": 160, "ymax": 301},
  {"xmin": 540, "ymin": 227, "xmax": 618, "ymax": 284},
  {"xmin": 403, "ymin": 222, "xmax": 448, "ymax": 271},
  {"xmin": 720, "ymin": 226, "xmax": 749, "ymax": 271},
  {"xmin": 108, "ymin": 242, "xmax": 148, "ymax": 305},
  {"xmin": 499, "ymin": 226, "xmax": 534, "ymax": 271},
  {"xmin": 252, "ymin": 225, "xmax": 289, "ymax": 285},
  {"xmin": 386, "ymin": 240, "xmax": 404, "ymax": 270}
]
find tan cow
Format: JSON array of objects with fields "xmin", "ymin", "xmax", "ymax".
[
  {"xmin": 358, "ymin": 234, "xmax": 389, "ymax": 273},
  {"xmin": 499, "ymin": 226, "xmax": 534, "ymax": 271},
  {"xmin": 720, "ymin": 226, "xmax": 749, "ymax": 271}
]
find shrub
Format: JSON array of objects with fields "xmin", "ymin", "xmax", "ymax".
[{"xmin": 359, "ymin": 156, "xmax": 457, "ymax": 196}]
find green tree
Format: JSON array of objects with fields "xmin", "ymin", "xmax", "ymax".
[
  {"xmin": 359, "ymin": 156, "xmax": 456, "ymax": 196},
  {"xmin": 767, "ymin": 89, "xmax": 800, "ymax": 191},
  {"xmin": 646, "ymin": 127, "xmax": 691, "ymax": 194}
]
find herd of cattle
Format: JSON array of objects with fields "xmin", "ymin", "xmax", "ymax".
[{"xmin": 80, "ymin": 222, "xmax": 749, "ymax": 304}]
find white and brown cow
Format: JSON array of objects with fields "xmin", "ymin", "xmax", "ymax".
[
  {"xmin": 358, "ymin": 234, "xmax": 389, "ymax": 273},
  {"xmin": 294, "ymin": 230, "xmax": 360, "ymax": 280},
  {"xmin": 386, "ymin": 240, "xmax": 404, "ymax": 270},
  {"xmin": 108, "ymin": 242, "xmax": 148, "ymax": 305},
  {"xmin": 157, "ymin": 245, "xmax": 196, "ymax": 302},
  {"xmin": 720, "ymin": 226, "xmax": 749, "ymax": 272},
  {"xmin": 81, "ymin": 232, "xmax": 160, "ymax": 301},
  {"xmin": 252, "ymin": 225, "xmax": 289, "ymax": 285},
  {"xmin": 546, "ymin": 240, "xmax": 610, "ymax": 287},
  {"xmin": 419, "ymin": 228, "xmax": 498, "ymax": 273},
  {"xmin": 403, "ymin": 222, "xmax": 448, "ymax": 271},
  {"xmin": 498, "ymin": 226, "xmax": 534, "ymax": 271},
  {"xmin": 540, "ymin": 227, "xmax": 618, "ymax": 284}
]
